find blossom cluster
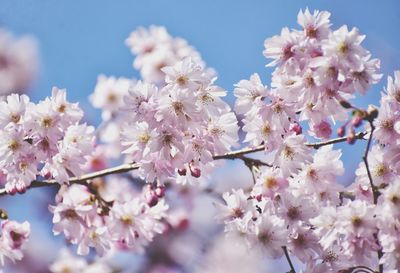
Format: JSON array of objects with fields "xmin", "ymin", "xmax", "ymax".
[
  {"xmin": 0, "ymin": 88, "xmax": 94, "ymax": 194},
  {"xmin": 92, "ymin": 26, "xmax": 239, "ymax": 184},
  {"xmin": 125, "ymin": 25, "xmax": 205, "ymax": 84},
  {"xmin": 218, "ymin": 9, "xmax": 400, "ymax": 273},
  {"xmin": 236, "ymin": 8, "xmax": 381, "ymax": 156},
  {"xmin": 0, "ymin": 8, "xmax": 399, "ymax": 273},
  {"xmin": 50, "ymin": 178, "xmax": 168, "ymax": 257},
  {"xmin": 0, "ymin": 28, "xmax": 38, "ymax": 96}
]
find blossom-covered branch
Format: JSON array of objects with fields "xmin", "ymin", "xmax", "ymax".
[{"xmin": 0, "ymin": 131, "xmax": 367, "ymax": 197}]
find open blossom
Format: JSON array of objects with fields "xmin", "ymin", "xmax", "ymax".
[
  {"xmin": 297, "ymin": 8, "xmax": 331, "ymax": 40},
  {"xmin": 90, "ymin": 75, "xmax": 131, "ymax": 120},
  {"xmin": 233, "ymin": 73, "xmax": 268, "ymax": 114},
  {"xmin": 0, "ymin": 220, "xmax": 30, "ymax": 266},
  {"xmin": 274, "ymin": 134, "xmax": 312, "ymax": 176}
]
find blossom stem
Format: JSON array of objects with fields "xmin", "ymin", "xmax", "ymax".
[
  {"xmin": 0, "ymin": 131, "xmax": 368, "ymax": 196},
  {"xmin": 361, "ymin": 121, "xmax": 383, "ymax": 273},
  {"xmin": 282, "ymin": 246, "xmax": 296, "ymax": 273}
]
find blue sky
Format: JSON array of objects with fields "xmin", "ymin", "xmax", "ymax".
[{"xmin": 0, "ymin": 1, "xmax": 399, "ymax": 270}]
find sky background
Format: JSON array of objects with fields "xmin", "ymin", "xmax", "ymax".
[{"xmin": 0, "ymin": 0, "xmax": 399, "ymax": 271}]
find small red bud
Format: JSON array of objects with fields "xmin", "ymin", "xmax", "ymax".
[
  {"xmin": 177, "ymin": 168, "xmax": 187, "ymax": 176},
  {"xmin": 190, "ymin": 167, "xmax": 201, "ymax": 178},
  {"xmin": 44, "ymin": 171, "xmax": 52, "ymax": 179},
  {"xmin": 290, "ymin": 123, "xmax": 302, "ymax": 135},
  {"xmin": 352, "ymin": 115, "xmax": 362, "ymax": 128},
  {"xmin": 346, "ymin": 132, "xmax": 357, "ymax": 144},
  {"xmin": 146, "ymin": 192, "xmax": 159, "ymax": 207},
  {"xmin": 337, "ymin": 126, "xmax": 346, "ymax": 137},
  {"xmin": 155, "ymin": 186, "xmax": 165, "ymax": 198}
]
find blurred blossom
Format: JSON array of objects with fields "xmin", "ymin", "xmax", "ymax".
[{"xmin": 0, "ymin": 28, "xmax": 38, "ymax": 96}]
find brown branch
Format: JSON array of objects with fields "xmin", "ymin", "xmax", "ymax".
[
  {"xmin": 0, "ymin": 162, "xmax": 141, "ymax": 196},
  {"xmin": 0, "ymin": 131, "xmax": 368, "ymax": 197},
  {"xmin": 361, "ymin": 121, "xmax": 383, "ymax": 273},
  {"xmin": 282, "ymin": 246, "xmax": 296, "ymax": 273}
]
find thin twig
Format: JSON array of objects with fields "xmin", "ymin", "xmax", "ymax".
[
  {"xmin": 361, "ymin": 121, "xmax": 383, "ymax": 273},
  {"xmin": 282, "ymin": 246, "xmax": 296, "ymax": 273},
  {"xmin": 0, "ymin": 131, "xmax": 368, "ymax": 197}
]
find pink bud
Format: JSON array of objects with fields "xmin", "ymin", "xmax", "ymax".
[
  {"xmin": 347, "ymin": 132, "xmax": 356, "ymax": 144},
  {"xmin": 178, "ymin": 168, "xmax": 187, "ymax": 176},
  {"xmin": 44, "ymin": 171, "xmax": 52, "ymax": 180},
  {"xmin": 155, "ymin": 186, "xmax": 165, "ymax": 198},
  {"xmin": 337, "ymin": 126, "xmax": 346, "ymax": 137},
  {"xmin": 146, "ymin": 192, "xmax": 159, "ymax": 207},
  {"xmin": 352, "ymin": 115, "xmax": 362, "ymax": 128},
  {"xmin": 190, "ymin": 167, "xmax": 201, "ymax": 178},
  {"xmin": 177, "ymin": 218, "xmax": 189, "ymax": 231},
  {"xmin": 289, "ymin": 123, "xmax": 302, "ymax": 135},
  {"xmin": 7, "ymin": 187, "xmax": 17, "ymax": 196}
]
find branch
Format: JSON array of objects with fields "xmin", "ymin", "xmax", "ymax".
[
  {"xmin": 0, "ymin": 162, "xmax": 141, "ymax": 196},
  {"xmin": 282, "ymin": 246, "xmax": 296, "ymax": 273},
  {"xmin": 0, "ymin": 131, "xmax": 368, "ymax": 196},
  {"xmin": 360, "ymin": 121, "xmax": 383, "ymax": 273},
  {"xmin": 307, "ymin": 131, "xmax": 367, "ymax": 149}
]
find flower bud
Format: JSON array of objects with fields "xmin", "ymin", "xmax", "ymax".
[
  {"xmin": 155, "ymin": 186, "xmax": 165, "ymax": 198},
  {"xmin": 337, "ymin": 126, "xmax": 346, "ymax": 137},
  {"xmin": 290, "ymin": 123, "xmax": 302, "ymax": 135},
  {"xmin": 190, "ymin": 167, "xmax": 201, "ymax": 178},
  {"xmin": 346, "ymin": 132, "xmax": 357, "ymax": 144},
  {"xmin": 146, "ymin": 192, "xmax": 159, "ymax": 207},
  {"xmin": 352, "ymin": 115, "xmax": 362, "ymax": 128},
  {"xmin": 178, "ymin": 168, "xmax": 187, "ymax": 176}
]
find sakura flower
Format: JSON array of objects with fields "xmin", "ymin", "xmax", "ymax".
[
  {"xmin": 297, "ymin": 8, "xmax": 331, "ymax": 40},
  {"xmin": 50, "ymin": 185, "xmax": 95, "ymax": 243},
  {"xmin": 252, "ymin": 168, "xmax": 288, "ymax": 198},
  {"xmin": 0, "ymin": 220, "xmax": 30, "ymax": 266},
  {"xmin": 375, "ymin": 91, "xmax": 400, "ymax": 146},
  {"xmin": 1, "ymin": 220, "xmax": 30, "ymax": 250},
  {"xmin": 109, "ymin": 198, "xmax": 167, "ymax": 252},
  {"xmin": 155, "ymin": 86, "xmax": 199, "ymax": 125},
  {"xmin": 90, "ymin": 75, "xmax": 131, "ymax": 120},
  {"xmin": 123, "ymin": 80, "xmax": 157, "ymax": 121},
  {"xmin": 274, "ymin": 134, "xmax": 312, "ymax": 176},
  {"xmin": 249, "ymin": 214, "xmax": 287, "ymax": 258},
  {"xmin": 322, "ymin": 25, "xmax": 368, "ymax": 71},
  {"xmin": 50, "ymin": 87, "xmax": 83, "ymax": 124},
  {"xmin": 121, "ymin": 121, "xmax": 157, "ymax": 161},
  {"xmin": 162, "ymin": 57, "xmax": 206, "ymax": 90},
  {"xmin": 206, "ymin": 112, "xmax": 239, "ymax": 154},
  {"xmin": 386, "ymin": 70, "xmax": 400, "ymax": 108},
  {"xmin": 233, "ymin": 73, "xmax": 268, "ymax": 114},
  {"xmin": 263, "ymin": 27, "xmax": 300, "ymax": 67},
  {"xmin": 0, "ymin": 93, "xmax": 30, "ymax": 128}
]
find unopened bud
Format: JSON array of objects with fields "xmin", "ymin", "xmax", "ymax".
[
  {"xmin": 352, "ymin": 115, "xmax": 362, "ymax": 128},
  {"xmin": 177, "ymin": 168, "xmax": 187, "ymax": 176},
  {"xmin": 155, "ymin": 186, "xmax": 165, "ymax": 198},
  {"xmin": 190, "ymin": 167, "xmax": 201, "ymax": 178},
  {"xmin": 44, "ymin": 171, "xmax": 52, "ymax": 179},
  {"xmin": 337, "ymin": 126, "xmax": 346, "ymax": 137},
  {"xmin": 346, "ymin": 132, "xmax": 357, "ymax": 144},
  {"xmin": 289, "ymin": 123, "xmax": 302, "ymax": 135},
  {"xmin": 146, "ymin": 192, "xmax": 159, "ymax": 207}
]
